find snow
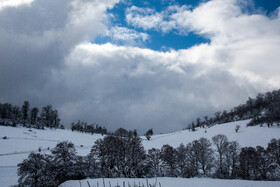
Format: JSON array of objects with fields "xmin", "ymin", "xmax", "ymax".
[
  {"xmin": 0, "ymin": 120, "xmax": 280, "ymax": 187},
  {"xmin": 0, "ymin": 166, "xmax": 18, "ymax": 187},
  {"xmin": 59, "ymin": 177, "xmax": 280, "ymax": 187},
  {"xmin": 142, "ymin": 120, "xmax": 280, "ymax": 150},
  {"xmin": 0, "ymin": 126, "xmax": 103, "ymax": 156},
  {"xmin": 0, "ymin": 126, "xmax": 103, "ymax": 186}
]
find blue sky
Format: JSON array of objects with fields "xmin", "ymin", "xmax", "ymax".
[
  {"xmin": 0, "ymin": 0, "xmax": 280, "ymax": 133},
  {"xmin": 94, "ymin": 0, "xmax": 280, "ymax": 51}
]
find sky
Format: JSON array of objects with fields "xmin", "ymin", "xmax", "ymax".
[{"xmin": 0, "ymin": 0, "xmax": 280, "ymax": 134}]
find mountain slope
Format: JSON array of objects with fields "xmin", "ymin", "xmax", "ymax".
[
  {"xmin": 142, "ymin": 120, "xmax": 280, "ymax": 150},
  {"xmin": 0, "ymin": 120, "xmax": 280, "ymax": 187}
]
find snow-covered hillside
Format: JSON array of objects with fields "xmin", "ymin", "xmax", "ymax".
[
  {"xmin": 0, "ymin": 120, "xmax": 280, "ymax": 187},
  {"xmin": 0, "ymin": 126, "xmax": 103, "ymax": 187},
  {"xmin": 60, "ymin": 177, "xmax": 280, "ymax": 187},
  {"xmin": 142, "ymin": 120, "xmax": 280, "ymax": 150}
]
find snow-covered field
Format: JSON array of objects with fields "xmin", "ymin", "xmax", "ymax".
[
  {"xmin": 0, "ymin": 120, "xmax": 280, "ymax": 187},
  {"xmin": 60, "ymin": 177, "xmax": 280, "ymax": 187}
]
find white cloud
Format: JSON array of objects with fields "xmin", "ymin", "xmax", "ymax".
[
  {"xmin": 104, "ymin": 26, "xmax": 149, "ymax": 43},
  {"xmin": 0, "ymin": 0, "xmax": 34, "ymax": 10},
  {"xmin": 125, "ymin": 0, "xmax": 280, "ymax": 88},
  {"xmin": 125, "ymin": 6, "xmax": 177, "ymax": 33}
]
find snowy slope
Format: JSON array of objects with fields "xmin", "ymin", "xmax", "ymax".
[
  {"xmin": 0, "ymin": 126, "xmax": 103, "ymax": 187},
  {"xmin": 0, "ymin": 120, "xmax": 280, "ymax": 187},
  {"xmin": 142, "ymin": 120, "xmax": 280, "ymax": 150},
  {"xmin": 60, "ymin": 177, "xmax": 280, "ymax": 187}
]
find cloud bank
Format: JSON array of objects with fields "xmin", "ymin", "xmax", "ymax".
[
  {"xmin": 0, "ymin": 0, "xmax": 35, "ymax": 10},
  {"xmin": 0, "ymin": 0, "xmax": 279, "ymax": 133}
]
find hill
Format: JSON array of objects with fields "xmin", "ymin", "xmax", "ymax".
[
  {"xmin": 1, "ymin": 119, "xmax": 280, "ymax": 186},
  {"xmin": 60, "ymin": 177, "xmax": 280, "ymax": 187}
]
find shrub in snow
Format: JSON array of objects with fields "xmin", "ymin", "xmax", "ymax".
[
  {"xmin": 145, "ymin": 128, "xmax": 153, "ymax": 140},
  {"xmin": 235, "ymin": 125, "xmax": 240, "ymax": 132}
]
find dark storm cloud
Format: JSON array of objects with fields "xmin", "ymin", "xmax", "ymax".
[{"xmin": 0, "ymin": 0, "xmax": 117, "ymax": 105}]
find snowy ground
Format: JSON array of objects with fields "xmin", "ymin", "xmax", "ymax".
[
  {"xmin": 59, "ymin": 177, "xmax": 280, "ymax": 187},
  {"xmin": 0, "ymin": 120, "xmax": 280, "ymax": 187},
  {"xmin": 142, "ymin": 120, "xmax": 280, "ymax": 150}
]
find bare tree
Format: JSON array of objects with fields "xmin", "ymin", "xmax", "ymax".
[
  {"xmin": 212, "ymin": 134, "xmax": 229, "ymax": 178},
  {"xmin": 194, "ymin": 138, "xmax": 214, "ymax": 176},
  {"xmin": 226, "ymin": 141, "xmax": 240, "ymax": 178}
]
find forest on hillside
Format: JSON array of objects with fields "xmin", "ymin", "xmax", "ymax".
[
  {"xmin": 0, "ymin": 101, "xmax": 61, "ymax": 129},
  {"xmin": 1, "ymin": 89, "xmax": 280, "ymax": 134},
  {"xmin": 186, "ymin": 89, "xmax": 280, "ymax": 131}
]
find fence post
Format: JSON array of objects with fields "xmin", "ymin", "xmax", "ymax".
[{"xmin": 87, "ymin": 181, "xmax": 91, "ymax": 187}]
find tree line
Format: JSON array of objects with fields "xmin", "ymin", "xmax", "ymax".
[
  {"xmin": 187, "ymin": 89, "xmax": 280, "ymax": 131},
  {"xmin": 0, "ymin": 101, "xmax": 111, "ymax": 134},
  {"xmin": 0, "ymin": 101, "xmax": 61, "ymax": 129},
  {"xmin": 17, "ymin": 134, "xmax": 280, "ymax": 186},
  {"xmin": 71, "ymin": 124, "xmax": 153, "ymax": 139},
  {"xmin": 2, "ymin": 88, "xmax": 279, "ymax": 133},
  {"xmin": 71, "ymin": 121, "xmax": 108, "ymax": 135}
]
